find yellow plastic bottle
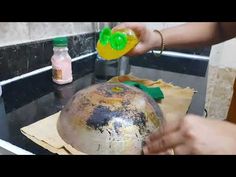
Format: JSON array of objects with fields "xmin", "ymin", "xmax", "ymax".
[{"xmin": 96, "ymin": 27, "xmax": 139, "ymax": 60}]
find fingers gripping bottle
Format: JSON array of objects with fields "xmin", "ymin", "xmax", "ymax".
[{"xmin": 96, "ymin": 27, "xmax": 139, "ymax": 60}]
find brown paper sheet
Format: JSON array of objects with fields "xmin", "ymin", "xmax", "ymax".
[
  {"xmin": 21, "ymin": 112, "xmax": 85, "ymax": 154},
  {"xmin": 21, "ymin": 75, "xmax": 195, "ymax": 155}
]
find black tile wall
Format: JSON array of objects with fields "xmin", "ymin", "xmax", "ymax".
[
  {"xmin": 0, "ymin": 48, "xmax": 11, "ymax": 80},
  {"xmin": 8, "ymin": 45, "xmax": 28, "ymax": 78},
  {"xmin": 0, "ymin": 32, "xmax": 99, "ymax": 81},
  {"xmin": 68, "ymin": 33, "xmax": 98, "ymax": 58}
]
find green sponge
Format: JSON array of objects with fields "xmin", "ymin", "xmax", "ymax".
[{"xmin": 122, "ymin": 81, "xmax": 164, "ymax": 101}]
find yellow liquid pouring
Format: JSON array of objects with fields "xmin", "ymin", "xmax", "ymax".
[{"xmin": 96, "ymin": 29, "xmax": 139, "ymax": 60}]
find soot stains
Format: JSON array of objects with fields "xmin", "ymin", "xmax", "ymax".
[
  {"xmin": 86, "ymin": 105, "xmax": 123, "ymax": 132},
  {"xmin": 86, "ymin": 105, "xmax": 148, "ymax": 135}
]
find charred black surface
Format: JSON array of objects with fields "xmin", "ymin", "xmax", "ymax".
[
  {"xmin": 86, "ymin": 104, "xmax": 148, "ymax": 135},
  {"xmin": 86, "ymin": 105, "xmax": 123, "ymax": 131},
  {"xmin": 133, "ymin": 112, "xmax": 146, "ymax": 126},
  {"xmin": 133, "ymin": 112, "xmax": 147, "ymax": 135}
]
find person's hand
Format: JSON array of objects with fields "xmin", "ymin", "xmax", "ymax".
[
  {"xmin": 112, "ymin": 23, "xmax": 162, "ymax": 56},
  {"xmin": 143, "ymin": 114, "xmax": 236, "ymax": 154}
]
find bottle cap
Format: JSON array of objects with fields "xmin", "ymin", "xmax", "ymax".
[
  {"xmin": 99, "ymin": 27, "xmax": 128, "ymax": 50},
  {"xmin": 110, "ymin": 32, "xmax": 127, "ymax": 50},
  {"xmin": 99, "ymin": 27, "xmax": 112, "ymax": 46},
  {"xmin": 53, "ymin": 37, "xmax": 68, "ymax": 47}
]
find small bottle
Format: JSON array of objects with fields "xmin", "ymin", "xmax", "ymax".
[
  {"xmin": 96, "ymin": 27, "xmax": 139, "ymax": 60},
  {"xmin": 51, "ymin": 37, "xmax": 73, "ymax": 85}
]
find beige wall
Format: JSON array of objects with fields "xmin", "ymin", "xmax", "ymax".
[
  {"xmin": 210, "ymin": 38, "xmax": 236, "ymax": 68},
  {"xmin": 206, "ymin": 38, "xmax": 236, "ymax": 120}
]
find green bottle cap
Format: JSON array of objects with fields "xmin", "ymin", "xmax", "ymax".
[
  {"xmin": 53, "ymin": 37, "xmax": 68, "ymax": 47},
  {"xmin": 110, "ymin": 32, "xmax": 127, "ymax": 50},
  {"xmin": 99, "ymin": 27, "xmax": 112, "ymax": 46}
]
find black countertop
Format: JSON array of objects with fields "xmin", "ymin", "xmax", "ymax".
[{"xmin": 0, "ymin": 53, "xmax": 209, "ymax": 154}]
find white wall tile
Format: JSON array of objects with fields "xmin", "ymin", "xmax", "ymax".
[
  {"xmin": 0, "ymin": 22, "xmax": 29, "ymax": 47},
  {"xmin": 206, "ymin": 36, "xmax": 236, "ymax": 120},
  {"xmin": 210, "ymin": 38, "xmax": 236, "ymax": 69},
  {"xmin": 28, "ymin": 22, "xmax": 74, "ymax": 40},
  {"xmin": 72, "ymin": 22, "xmax": 95, "ymax": 34}
]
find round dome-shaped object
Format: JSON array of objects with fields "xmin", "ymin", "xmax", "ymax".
[{"xmin": 57, "ymin": 83, "xmax": 164, "ymax": 154}]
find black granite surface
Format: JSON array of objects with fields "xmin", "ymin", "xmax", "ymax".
[{"xmin": 0, "ymin": 53, "xmax": 209, "ymax": 154}]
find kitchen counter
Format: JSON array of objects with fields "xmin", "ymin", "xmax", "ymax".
[{"xmin": 0, "ymin": 52, "xmax": 209, "ymax": 154}]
